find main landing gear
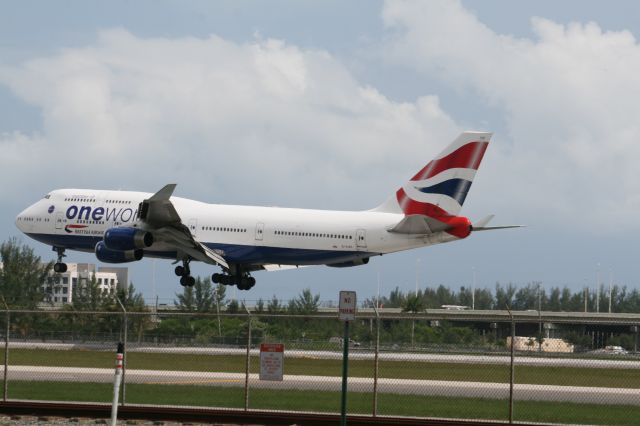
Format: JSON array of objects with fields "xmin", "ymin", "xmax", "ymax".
[
  {"xmin": 212, "ymin": 271, "xmax": 256, "ymax": 291},
  {"xmin": 52, "ymin": 247, "xmax": 67, "ymax": 273},
  {"xmin": 175, "ymin": 259, "xmax": 196, "ymax": 287}
]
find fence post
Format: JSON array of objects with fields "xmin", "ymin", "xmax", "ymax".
[
  {"xmin": 244, "ymin": 305, "xmax": 252, "ymax": 411},
  {"xmin": 116, "ymin": 297, "xmax": 127, "ymax": 406},
  {"xmin": 2, "ymin": 298, "xmax": 9, "ymax": 402},
  {"xmin": 372, "ymin": 306, "xmax": 380, "ymax": 417},
  {"xmin": 507, "ymin": 307, "xmax": 515, "ymax": 424}
]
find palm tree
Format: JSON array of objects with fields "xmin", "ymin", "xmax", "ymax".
[{"xmin": 402, "ymin": 293, "xmax": 425, "ymax": 347}]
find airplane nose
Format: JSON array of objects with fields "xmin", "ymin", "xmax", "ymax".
[
  {"xmin": 15, "ymin": 212, "xmax": 24, "ymax": 232},
  {"xmin": 15, "ymin": 205, "xmax": 32, "ymax": 233}
]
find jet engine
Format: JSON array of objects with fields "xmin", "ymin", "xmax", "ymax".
[
  {"xmin": 103, "ymin": 227, "xmax": 153, "ymax": 251},
  {"xmin": 95, "ymin": 241, "xmax": 143, "ymax": 264}
]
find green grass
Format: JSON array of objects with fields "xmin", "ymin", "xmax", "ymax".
[
  {"xmin": 7, "ymin": 380, "xmax": 640, "ymax": 425},
  {"xmin": 8, "ymin": 348, "xmax": 640, "ymax": 388}
]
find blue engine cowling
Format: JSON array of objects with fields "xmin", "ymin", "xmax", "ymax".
[
  {"xmin": 103, "ymin": 227, "xmax": 153, "ymax": 251},
  {"xmin": 95, "ymin": 241, "xmax": 143, "ymax": 264}
]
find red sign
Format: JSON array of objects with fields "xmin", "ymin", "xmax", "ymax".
[
  {"xmin": 339, "ymin": 291, "xmax": 357, "ymax": 321},
  {"xmin": 260, "ymin": 343, "xmax": 284, "ymax": 381}
]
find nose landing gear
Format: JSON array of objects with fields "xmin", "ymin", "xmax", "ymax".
[{"xmin": 52, "ymin": 247, "xmax": 67, "ymax": 273}]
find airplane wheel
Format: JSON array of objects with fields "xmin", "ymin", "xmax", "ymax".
[
  {"xmin": 179, "ymin": 276, "xmax": 187, "ymax": 287},
  {"xmin": 188, "ymin": 276, "xmax": 196, "ymax": 287},
  {"xmin": 237, "ymin": 280, "xmax": 247, "ymax": 291},
  {"xmin": 175, "ymin": 266, "xmax": 184, "ymax": 276},
  {"xmin": 54, "ymin": 262, "xmax": 67, "ymax": 273},
  {"xmin": 238, "ymin": 277, "xmax": 253, "ymax": 291},
  {"xmin": 212, "ymin": 273, "xmax": 221, "ymax": 284},
  {"xmin": 221, "ymin": 275, "xmax": 233, "ymax": 286}
]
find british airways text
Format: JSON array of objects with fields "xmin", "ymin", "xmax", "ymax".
[{"xmin": 66, "ymin": 205, "xmax": 137, "ymax": 223}]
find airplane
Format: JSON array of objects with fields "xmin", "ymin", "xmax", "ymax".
[{"xmin": 15, "ymin": 131, "xmax": 518, "ymax": 290}]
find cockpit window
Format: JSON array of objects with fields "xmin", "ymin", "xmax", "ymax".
[{"xmin": 44, "ymin": 194, "xmax": 51, "ymax": 199}]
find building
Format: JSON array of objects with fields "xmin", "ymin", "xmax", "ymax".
[{"xmin": 43, "ymin": 263, "xmax": 128, "ymax": 306}]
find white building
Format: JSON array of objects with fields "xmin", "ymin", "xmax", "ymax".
[{"xmin": 43, "ymin": 263, "xmax": 128, "ymax": 306}]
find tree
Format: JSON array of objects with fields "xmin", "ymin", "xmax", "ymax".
[
  {"xmin": 387, "ymin": 287, "xmax": 407, "ymax": 308},
  {"xmin": 267, "ymin": 295, "xmax": 281, "ymax": 314},
  {"xmin": 193, "ymin": 277, "xmax": 214, "ymax": 312},
  {"xmin": 495, "ymin": 283, "xmax": 516, "ymax": 309},
  {"xmin": 213, "ymin": 283, "xmax": 226, "ymax": 307},
  {"xmin": 72, "ymin": 273, "xmax": 107, "ymax": 311},
  {"xmin": 402, "ymin": 293, "xmax": 425, "ymax": 348},
  {"xmin": 117, "ymin": 283, "xmax": 147, "ymax": 311},
  {"xmin": 473, "ymin": 288, "xmax": 494, "ymax": 310},
  {"xmin": 0, "ymin": 238, "xmax": 52, "ymax": 308},
  {"xmin": 175, "ymin": 277, "xmax": 214, "ymax": 312},
  {"xmin": 227, "ymin": 299, "xmax": 240, "ymax": 314},
  {"xmin": 255, "ymin": 298, "xmax": 265, "ymax": 313},
  {"xmin": 292, "ymin": 288, "xmax": 320, "ymax": 314},
  {"xmin": 174, "ymin": 286, "xmax": 195, "ymax": 311},
  {"xmin": 402, "ymin": 293, "xmax": 423, "ymax": 313}
]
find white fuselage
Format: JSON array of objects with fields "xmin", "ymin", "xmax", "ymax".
[{"xmin": 16, "ymin": 189, "xmax": 460, "ymax": 268}]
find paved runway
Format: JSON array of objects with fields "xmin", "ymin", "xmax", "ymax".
[{"xmin": 7, "ymin": 365, "xmax": 640, "ymax": 406}]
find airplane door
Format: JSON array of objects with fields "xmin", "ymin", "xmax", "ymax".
[
  {"xmin": 255, "ymin": 222, "xmax": 264, "ymax": 241},
  {"xmin": 356, "ymin": 229, "xmax": 367, "ymax": 249},
  {"xmin": 188, "ymin": 218, "xmax": 198, "ymax": 237},
  {"xmin": 55, "ymin": 212, "xmax": 64, "ymax": 232}
]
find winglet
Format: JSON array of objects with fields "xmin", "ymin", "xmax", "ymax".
[{"xmin": 149, "ymin": 184, "xmax": 177, "ymax": 201}]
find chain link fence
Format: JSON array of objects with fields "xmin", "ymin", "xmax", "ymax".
[{"xmin": 1, "ymin": 308, "xmax": 639, "ymax": 425}]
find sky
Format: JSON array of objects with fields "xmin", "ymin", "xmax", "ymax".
[{"xmin": 2, "ymin": 0, "xmax": 640, "ymax": 306}]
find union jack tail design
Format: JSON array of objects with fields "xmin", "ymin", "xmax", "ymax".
[{"xmin": 374, "ymin": 131, "xmax": 491, "ymax": 220}]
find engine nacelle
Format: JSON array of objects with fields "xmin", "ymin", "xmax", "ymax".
[
  {"xmin": 95, "ymin": 241, "xmax": 143, "ymax": 264},
  {"xmin": 103, "ymin": 227, "xmax": 153, "ymax": 251},
  {"xmin": 327, "ymin": 257, "xmax": 370, "ymax": 268}
]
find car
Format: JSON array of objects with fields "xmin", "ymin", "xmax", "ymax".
[{"xmin": 329, "ymin": 337, "xmax": 360, "ymax": 347}]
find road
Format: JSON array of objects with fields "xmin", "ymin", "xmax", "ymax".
[
  {"xmin": 7, "ymin": 365, "xmax": 640, "ymax": 406},
  {"xmin": 9, "ymin": 342, "xmax": 640, "ymax": 369}
]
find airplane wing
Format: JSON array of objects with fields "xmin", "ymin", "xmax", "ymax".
[
  {"xmin": 137, "ymin": 184, "xmax": 228, "ymax": 269},
  {"xmin": 260, "ymin": 264, "xmax": 306, "ymax": 271}
]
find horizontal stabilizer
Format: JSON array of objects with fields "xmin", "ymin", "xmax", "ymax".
[
  {"xmin": 473, "ymin": 225, "xmax": 524, "ymax": 231},
  {"xmin": 472, "ymin": 215, "xmax": 523, "ymax": 231},
  {"xmin": 388, "ymin": 214, "xmax": 450, "ymax": 234}
]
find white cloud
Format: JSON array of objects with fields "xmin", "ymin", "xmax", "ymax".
[
  {"xmin": 0, "ymin": 29, "xmax": 459, "ymax": 211},
  {"xmin": 382, "ymin": 0, "xmax": 640, "ymax": 231}
]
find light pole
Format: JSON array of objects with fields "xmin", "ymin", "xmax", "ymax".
[
  {"xmin": 415, "ymin": 258, "xmax": 420, "ymax": 295},
  {"xmin": 608, "ymin": 270, "xmax": 613, "ymax": 314},
  {"xmin": 472, "ymin": 266, "xmax": 476, "ymax": 310},
  {"xmin": 596, "ymin": 263, "xmax": 600, "ymax": 313}
]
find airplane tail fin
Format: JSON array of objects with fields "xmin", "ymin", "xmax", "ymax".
[{"xmin": 373, "ymin": 131, "xmax": 492, "ymax": 217}]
